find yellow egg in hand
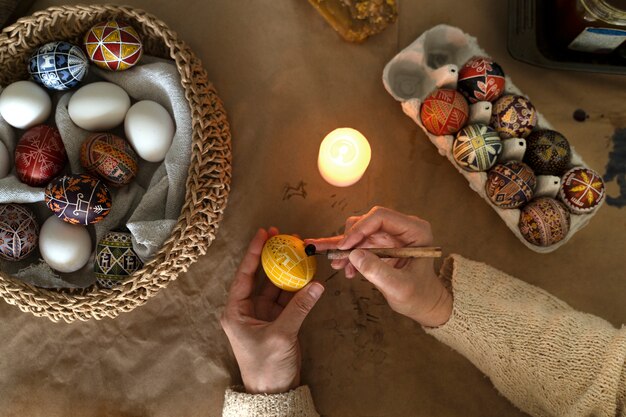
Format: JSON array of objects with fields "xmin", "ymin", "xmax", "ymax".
[{"xmin": 261, "ymin": 235, "xmax": 317, "ymax": 292}]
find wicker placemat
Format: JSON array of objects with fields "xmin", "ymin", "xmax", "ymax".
[{"xmin": 0, "ymin": 4, "xmax": 232, "ymax": 322}]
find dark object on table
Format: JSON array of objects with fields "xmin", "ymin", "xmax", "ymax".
[
  {"xmin": 573, "ymin": 109, "xmax": 588, "ymax": 121},
  {"xmin": 508, "ymin": 0, "xmax": 626, "ymax": 74},
  {"xmin": 0, "ymin": 0, "xmax": 34, "ymax": 28},
  {"xmin": 307, "ymin": 0, "xmax": 397, "ymax": 42}
]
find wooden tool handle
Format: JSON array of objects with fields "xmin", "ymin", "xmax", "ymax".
[{"xmin": 326, "ymin": 246, "xmax": 442, "ymax": 260}]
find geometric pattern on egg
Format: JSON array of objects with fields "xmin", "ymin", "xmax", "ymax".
[
  {"xmin": 559, "ymin": 167, "xmax": 605, "ymax": 214},
  {"xmin": 15, "ymin": 125, "xmax": 67, "ymax": 187},
  {"xmin": 485, "ymin": 161, "xmax": 536, "ymax": 209},
  {"xmin": 420, "ymin": 89, "xmax": 469, "ymax": 136},
  {"xmin": 453, "ymin": 123, "xmax": 502, "ymax": 172},
  {"xmin": 95, "ymin": 231, "xmax": 144, "ymax": 289},
  {"xmin": 261, "ymin": 234, "xmax": 316, "ymax": 292},
  {"xmin": 28, "ymin": 41, "xmax": 88, "ymax": 90},
  {"xmin": 84, "ymin": 20, "xmax": 143, "ymax": 71},
  {"xmin": 0, "ymin": 203, "xmax": 39, "ymax": 261},
  {"xmin": 80, "ymin": 133, "xmax": 138, "ymax": 187},
  {"xmin": 524, "ymin": 130, "xmax": 572, "ymax": 176},
  {"xmin": 518, "ymin": 197, "xmax": 570, "ymax": 247}
]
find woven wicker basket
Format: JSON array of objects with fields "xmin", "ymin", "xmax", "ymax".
[{"xmin": 0, "ymin": 4, "xmax": 232, "ymax": 322}]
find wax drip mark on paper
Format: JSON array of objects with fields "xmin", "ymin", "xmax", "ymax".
[
  {"xmin": 603, "ymin": 128, "xmax": 626, "ymax": 208},
  {"xmin": 282, "ymin": 181, "xmax": 307, "ymax": 200},
  {"xmin": 330, "ymin": 197, "xmax": 347, "ymax": 211}
]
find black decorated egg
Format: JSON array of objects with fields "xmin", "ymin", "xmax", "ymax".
[
  {"xmin": 0, "ymin": 204, "xmax": 39, "ymax": 261},
  {"xmin": 453, "ymin": 124, "xmax": 502, "ymax": 172},
  {"xmin": 95, "ymin": 231, "xmax": 144, "ymax": 288},
  {"xmin": 490, "ymin": 95, "xmax": 537, "ymax": 139},
  {"xmin": 518, "ymin": 197, "xmax": 570, "ymax": 247},
  {"xmin": 559, "ymin": 167, "xmax": 605, "ymax": 214},
  {"xmin": 485, "ymin": 161, "xmax": 536, "ymax": 208},
  {"xmin": 44, "ymin": 174, "xmax": 112, "ymax": 225},
  {"xmin": 457, "ymin": 56, "xmax": 506, "ymax": 103},
  {"xmin": 523, "ymin": 130, "xmax": 572, "ymax": 176},
  {"xmin": 28, "ymin": 41, "xmax": 88, "ymax": 90}
]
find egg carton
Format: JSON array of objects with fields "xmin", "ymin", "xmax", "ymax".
[{"xmin": 382, "ymin": 24, "xmax": 603, "ymax": 253}]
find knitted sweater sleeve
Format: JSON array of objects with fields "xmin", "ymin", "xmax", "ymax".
[
  {"xmin": 222, "ymin": 386, "xmax": 319, "ymax": 417},
  {"xmin": 426, "ymin": 254, "xmax": 626, "ymax": 417}
]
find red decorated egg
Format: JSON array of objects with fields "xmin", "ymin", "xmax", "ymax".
[
  {"xmin": 490, "ymin": 95, "xmax": 537, "ymax": 139},
  {"xmin": 523, "ymin": 130, "xmax": 571, "ymax": 176},
  {"xmin": 84, "ymin": 20, "xmax": 143, "ymax": 71},
  {"xmin": 44, "ymin": 174, "xmax": 112, "ymax": 225},
  {"xmin": 518, "ymin": 197, "xmax": 570, "ymax": 247},
  {"xmin": 420, "ymin": 89, "xmax": 469, "ymax": 136},
  {"xmin": 0, "ymin": 203, "xmax": 39, "ymax": 261},
  {"xmin": 559, "ymin": 167, "xmax": 605, "ymax": 214},
  {"xmin": 457, "ymin": 56, "xmax": 506, "ymax": 103},
  {"xmin": 14, "ymin": 125, "xmax": 67, "ymax": 187},
  {"xmin": 80, "ymin": 133, "xmax": 138, "ymax": 187},
  {"xmin": 485, "ymin": 161, "xmax": 536, "ymax": 208}
]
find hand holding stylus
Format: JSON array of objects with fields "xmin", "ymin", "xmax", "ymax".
[{"xmin": 306, "ymin": 206, "xmax": 452, "ymax": 327}]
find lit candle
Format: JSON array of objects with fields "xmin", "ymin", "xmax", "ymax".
[{"xmin": 318, "ymin": 128, "xmax": 371, "ymax": 187}]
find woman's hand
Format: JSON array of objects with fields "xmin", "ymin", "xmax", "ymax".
[
  {"xmin": 221, "ymin": 228, "xmax": 325, "ymax": 394},
  {"xmin": 307, "ymin": 206, "xmax": 451, "ymax": 327}
]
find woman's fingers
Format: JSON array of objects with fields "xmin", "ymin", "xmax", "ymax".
[
  {"xmin": 338, "ymin": 207, "xmax": 432, "ymax": 249},
  {"xmin": 304, "ymin": 235, "xmax": 344, "ymax": 252},
  {"xmin": 227, "ymin": 228, "xmax": 269, "ymax": 303}
]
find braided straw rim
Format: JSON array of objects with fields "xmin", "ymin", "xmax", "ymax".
[{"xmin": 0, "ymin": 4, "xmax": 232, "ymax": 322}]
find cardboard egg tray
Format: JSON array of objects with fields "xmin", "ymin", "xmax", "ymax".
[{"xmin": 382, "ymin": 24, "xmax": 603, "ymax": 253}]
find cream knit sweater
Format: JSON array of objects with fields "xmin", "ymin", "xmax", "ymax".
[{"xmin": 222, "ymin": 255, "xmax": 626, "ymax": 417}]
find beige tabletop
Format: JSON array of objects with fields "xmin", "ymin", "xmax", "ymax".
[{"xmin": 2, "ymin": 1, "xmax": 625, "ymax": 416}]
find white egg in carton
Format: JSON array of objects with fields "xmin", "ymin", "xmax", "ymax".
[{"xmin": 382, "ymin": 24, "xmax": 603, "ymax": 253}]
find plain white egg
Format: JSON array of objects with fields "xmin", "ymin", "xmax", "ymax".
[
  {"xmin": 39, "ymin": 216, "xmax": 92, "ymax": 273},
  {"xmin": 0, "ymin": 81, "xmax": 51, "ymax": 129},
  {"xmin": 0, "ymin": 141, "xmax": 9, "ymax": 179},
  {"xmin": 68, "ymin": 82, "xmax": 131, "ymax": 131},
  {"xmin": 124, "ymin": 100, "xmax": 175, "ymax": 162}
]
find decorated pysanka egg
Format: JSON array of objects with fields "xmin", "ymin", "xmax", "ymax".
[
  {"xmin": 28, "ymin": 41, "xmax": 88, "ymax": 90},
  {"xmin": 453, "ymin": 123, "xmax": 502, "ymax": 172},
  {"xmin": 523, "ymin": 130, "xmax": 571, "ymax": 176},
  {"xmin": 15, "ymin": 125, "xmax": 67, "ymax": 187},
  {"xmin": 44, "ymin": 174, "xmax": 112, "ymax": 225},
  {"xmin": 420, "ymin": 89, "xmax": 469, "ymax": 136},
  {"xmin": 95, "ymin": 231, "xmax": 144, "ymax": 288},
  {"xmin": 490, "ymin": 95, "xmax": 537, "ymax": 139},
  {"xmin": 84, "ymin": 20, "xmax": 143, "ymax": 71},
  {"xmin": 261, "ymin": 234, "xmax": 317, "ymax": 292},
  {"xmin": 486, "ymin": 161, "xmax": 536, "ymax": 208},
  {"xmin": 518, "ymin": 197, "xmax": 570, "ymax": 247},
  {"xmin": 559, "ymin": 167, "xmax": 605, "ymax": 214},
  {"xmin": 0, "ymin": 204, "xmax": 39, "ymax": 261},
  {"xmin": 80, "ymin": 133, "xmax": 138, "ymax": 186},
  {"xmin": 457, "ymin": 56, "xmax": 506, "ymax": 103}
]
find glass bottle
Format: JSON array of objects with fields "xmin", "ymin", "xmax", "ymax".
[{"xmin": 554, "ymin": 0, "xmax": 626, "ymax": 53}]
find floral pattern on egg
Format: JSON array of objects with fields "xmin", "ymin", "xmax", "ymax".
[{"xmin": 44, "ymin": 174, "xmax": 112, "ymax": 225}]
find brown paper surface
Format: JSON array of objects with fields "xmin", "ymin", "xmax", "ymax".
[{"xmin": 2, "ymin": 1, "xmax": 625, "ymax": 416}]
